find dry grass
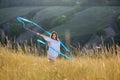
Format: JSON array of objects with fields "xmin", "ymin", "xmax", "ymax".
[{"xmin": 0, "ymin": 43, "xmax": 120, "ymax": 80}]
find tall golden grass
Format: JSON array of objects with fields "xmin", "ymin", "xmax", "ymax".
[{"xmin": 0, "ymin": 41, "xmax": 120, "ymax": 80}]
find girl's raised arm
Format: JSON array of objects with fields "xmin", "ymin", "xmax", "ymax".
[{"xmin": 36, "ymin": 33, "xmax": 52, "ymax": 42}]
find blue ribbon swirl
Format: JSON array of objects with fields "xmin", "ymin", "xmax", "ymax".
[{"xmin": 17, "ymin": 16, "xmax": 73, "ymax": 59}]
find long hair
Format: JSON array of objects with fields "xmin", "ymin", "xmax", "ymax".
[{"xmin": 50, "ymin": 31, "xmax": 59, "ymax": 41}]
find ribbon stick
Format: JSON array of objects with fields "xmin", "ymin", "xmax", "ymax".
[{"xmin": 17, "ymin": 17, "xmax": 74, "ymax": 59}]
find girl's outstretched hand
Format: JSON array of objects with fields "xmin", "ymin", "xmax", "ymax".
[{"xmin": 36, "ymin": 33, "xmax": 41, "ymax": 36}]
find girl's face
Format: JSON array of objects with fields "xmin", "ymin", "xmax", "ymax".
[{"xmin": 51, "ymin": 33, "xmax": 57, "ymax": 40}]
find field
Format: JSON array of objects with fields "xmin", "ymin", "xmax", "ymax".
[
  {"xmin": 1, "ymin": 1, "xmax": 120, "ymax": 80},
  {"xmin": 0, "ymin": 6, "xmax": 120, "ymax": 80},
  {"xmin": 0, "ymin": 43, "xmax": 120, "ymax": 80}
]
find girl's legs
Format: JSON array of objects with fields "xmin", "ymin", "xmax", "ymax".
[
  {"xmin": 48, "ymin": 54, "xmax": 56, "ymax": 63},
  {"xmin": 48, "ymin": 58, "xmax": 55, "ymax": 63}
]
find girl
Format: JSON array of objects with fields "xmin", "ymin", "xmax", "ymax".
[{"xmin": 37, "ymin": 31, "xmax": 60, "ymax": 62}]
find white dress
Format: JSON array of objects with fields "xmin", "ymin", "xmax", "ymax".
[{"xmin": 41, "ymin": 35, "xmax": 60, "ymax": 60}]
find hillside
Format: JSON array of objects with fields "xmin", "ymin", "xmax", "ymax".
[
  {"xmin": 0, "ymin": 6, "xmax": 120, "ymax": 47},
  {"xmin": 49, "ymin": 6, "xmax": 120, "ymax": 45},
  {"xmin": 0, "ymin": 7, "xmax": 44, "ymax": 24},
  {"xmin": 0, "ymin": 0, "xmax": 120, "ymax": 8},
  {"xmin": 50, "ymin": 7, "xmax": 120, "ymax": 36}
]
